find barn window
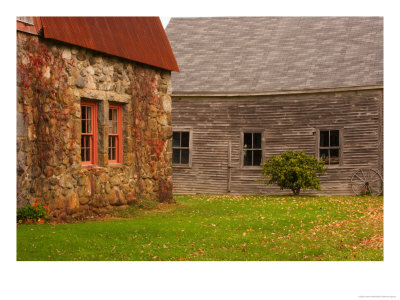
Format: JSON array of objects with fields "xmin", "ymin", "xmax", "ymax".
[
  {"xmin": 81, "ymin": 101, "xmax": 97, "ymax": 165},
  {"xmin": 172, "ymin": 131, "xmax": 190, "ymax": 165},
  {"xmin": 319, "ymin": 130, "xmax": 340, "ymax": 165},
  {"xmin": 108, "ymin": 104, "xmax": 123, "ymax": 163},
  {"xmin": 243, "ymin": 132, "xmax": 262, "ymax": 166}
]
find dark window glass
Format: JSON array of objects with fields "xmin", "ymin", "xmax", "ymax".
[
  {"xmin": 244, "ymin": 133, "xmax": 252, "ymax": 149},
  {"xmin": 172, "ymin": 149, "xmax": 180, "ymax": 164},
  {"xmin": 320, "ymin": 131, "xmax": 329, "ymax": 147},
  {"xmin": 181, "ymin": 132, "xmax": 189, "ymax": 147},
  {"xmin": 86, "ymin": 147, "xmax": 90, "ymax": 162},
  {"xmin": 173, "ymin": 132, "xmax": 180, "ymax": 148},
  {"xmin": 330, "ymin": 130, "xmax": 339, "ymax": 147},
  {"xmin": 111, "ymin": 148, "xmax": 115, "ymax": 161},
  {"xmin": 81, "ymin": 119, "xmax": 86, "ymax": 134},
  {"xmin": 172, "ymin": 131, "xmax": 190, "ymax": 165},
  {"xmin": 81, "ymin": 144, "xmax": 85, "ymax": 162},
  {"xmin": 81, "ymin": 106, "xmax": 86, "ymax": 119},
  {"xmin": 81, "ymin": 106, "xmax": 87, "ymax": 133},
  {"xmin": 243, "ymin": 132, "xmax": 262, "ymax": 166},
  {"xmin": 253, "ymin": 133, "xmax": 262, "ymax": 149},
  {"xmin": 244, "ymin": 150, "xmax": 253, "ymax": 166},
  {"xmin": 81, "ymin": 135, "xmax": 91, "ymax": 162},
  {"xmin": 181, "ymin": 149, "xmax": 189, "ymax": 164},
  {"xmin": 319, "ymin": 129, "xmax": 340, "ymax": 165},
  {"xmin": 330, "ymin": 149, "xmax": 340, "ymax": 164},
  {"xmin": 320, "ymin": 149, "xmax": 329, "ymax": 164},
  {"xmin": 253, "ymin": 150, "xmax": 262, "ymax": 166}
]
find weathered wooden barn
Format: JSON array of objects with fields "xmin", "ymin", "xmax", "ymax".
[
  {"xmin": 17, "ymin": 17, "xmax": 179, "ymax": 220},
  {"xmin": 166, "ymin": 17, "xmax": 383, "ymax": 195}
]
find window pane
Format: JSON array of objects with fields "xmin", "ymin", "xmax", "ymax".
[
  {"xmin": 82, "ymin": 119, "xmax": 87, "ymax": 133},
  {"xmin": 113, "ymin": 109, "xmax": 118, "ymax": 134},
  {"xmin": 109, "ymin": 109, "xmax": 117, "ymax": 134},
  {"xmin": 111, "ymin": 147, "xmax": 116, "ymax": 161},
  {"xmin": 86, "ymin": 147, "xmax": 90, "ymax": 162},
  {"xmin": 81, "ymin": 145, "xmax": 85, "ymax": 161},
  {"xmin": 113, "ymin": 109, "xmax": 117, "ymax": 123},
  {"xmin": 113, "ymin": 121, "xmax": 117, "ymax": 134},
  {"xmin": 253, "ymin": 133, "xmax": 261, "ymax": 149},
  {"xmin": 330, "ymin": 149, "xmax": 340, "ymax": 164},
  {"xmin": 244, "ymin": 133, "xmax": 252, "ymax": 149},
  {"xmin": 181, "ymin": 149, "xmax": 189, "ymax": 164},
  {"xmin": 172, "ymin": 149, "xmax": 180, "ymax": 164},
  {"xmin": 320, "ymin": 149, "xmax": 329, "ymax": 164},
  {"xmin": 86, "ymin": 107, "xmax": 92, "ymax": 133},
  {"xmin": 320, "ymin": 131, "xmax": 329, "ymax": 147},
  {"xmin": 81, "ymin": 106, "xmax": 86, "ymax": 120},
  {"xmin": 181, "ymin": 132, "xmax": 189, "ymax": 148},
  {"xmin": 173, "ymin": 132, "xmax": 180, "ymax": 148},
  {"xmin": 109, "ymin": 136, "xmax": 117, "ymax": 160},
  {"xmin": 253, "ymin": 150, "xmax": 262, "ymax": 166},
  {"xmin": 108, "ymin": 109, "xmax": 113, "ymax": 132},
  {"xmin": 330, "ymin": 130, "xmax": 339, "ymax": 147},
  {"xmin": 81, "ymin": 135, "xmax": 90, "ymax": 162},
  {"xmin": 244, "ymin": 149, "xmax": 253, "ymax": 166}
]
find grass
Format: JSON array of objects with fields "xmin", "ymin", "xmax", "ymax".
[{"xmin": 16, "ymin": 195, "xmax": 383, "ymax": 261}]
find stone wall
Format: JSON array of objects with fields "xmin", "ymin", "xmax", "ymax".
[{"xmin": 17, "ymin": 32, "xmax": 173, "ymax": 221}]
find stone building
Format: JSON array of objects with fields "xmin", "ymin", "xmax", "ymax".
[
  {"xmin": 166, "ymin": 17, "xmax": 383, "ymax": 195},
  {"xmin": 17, "ymin": 17, "xmax": 179, "ymax": 220}
]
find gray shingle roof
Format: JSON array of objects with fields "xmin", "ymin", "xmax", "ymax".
[{"xmin": 166, "ymin": 17, "xmax": 383, "ymax": 94}]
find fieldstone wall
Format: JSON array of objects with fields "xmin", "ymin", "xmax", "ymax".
[{"xmin": 17, "ymin": 32, "xmax": 173, "ymax": 221}]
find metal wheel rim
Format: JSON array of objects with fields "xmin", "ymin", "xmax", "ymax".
[{"xmin": 351, "ymin": 168, "xmax": 383, "ymax": 196}]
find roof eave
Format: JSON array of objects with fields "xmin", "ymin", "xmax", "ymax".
[{"xmin": 172, "ymin": 85, "xmax": 384, "ymax": 97}]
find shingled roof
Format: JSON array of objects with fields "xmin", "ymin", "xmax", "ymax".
[{"xmin": 166, "ymin": 17, "xmax": 383, "ymax": 95}]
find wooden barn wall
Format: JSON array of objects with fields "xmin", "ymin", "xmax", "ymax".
[{"xmin": 171, "ymin": 89, "xmax": 383, "ymax": 195}]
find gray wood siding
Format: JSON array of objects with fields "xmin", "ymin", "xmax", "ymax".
[{"xmin": 172, "ymin": 89, "xmax": 383, "ymax": 195}]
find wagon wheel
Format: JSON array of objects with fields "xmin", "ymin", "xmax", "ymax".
[{"xmin": 350, "ymin": 168, "xmax": 383, "ymax": 196}]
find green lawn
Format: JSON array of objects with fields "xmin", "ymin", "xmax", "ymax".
[{"xmin": 16, "ymin": 195, "xmax": 383, "ymax": 261}]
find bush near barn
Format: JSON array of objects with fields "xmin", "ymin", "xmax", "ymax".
[{"xmin": 261, "ymin": 150, "xmax": 327, "ymax": 195}]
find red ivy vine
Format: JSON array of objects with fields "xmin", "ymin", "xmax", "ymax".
[
  {"xmin": 131, "ymin": 66, "xmax": 170, "ymax": 201},
  {"xmin": 17, "ymin": 35, "xmax": 76, "ymax": 189}
]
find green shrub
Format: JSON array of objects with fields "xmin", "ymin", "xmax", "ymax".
[
  {"xmin": 260, "ymin": 150, "xmax": 327, "ymax": 195},
  {"xmin": 17, "ymin": 199, "xmax": 49, "ymax": 223}
]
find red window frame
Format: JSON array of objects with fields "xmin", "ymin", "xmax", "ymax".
[
  {"xmin": 81, "ymin": 101, "xmax": 98, "ymax": 165},
  {"xmin": 108, "ymin": 103, "xmax": 123, "ymax": 163}
]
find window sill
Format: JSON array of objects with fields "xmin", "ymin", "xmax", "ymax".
[
  {"xmin": 325, "ymin": 164, "xmax": 343, "ymax": 169},
  {"xmin": 173, "ymin": 164, "xmax": 192, "ymax": 169},
  {"xmin": 108, "ymin": 162, "xmax": 123, "ymax": 167},
  {"xmin": 241, "ymin": 165, "xmax": 263, "ymax": 170},
  {"xmin": 82, "ymin": 164, "xmax": 100, "ymax": 169}
]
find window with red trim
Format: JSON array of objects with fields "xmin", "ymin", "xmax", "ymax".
[
  {"xmin": 108, "ymin": 104, "xmax": 123, "ymax": 163},
  {"xmin": 81, "ymin": 101, "xmax": 97, "ymax": 165}
]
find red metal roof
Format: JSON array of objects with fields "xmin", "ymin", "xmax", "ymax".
[{"xmin": 17, "ymin": 17, "xmax": 179, "ymax": 72}]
